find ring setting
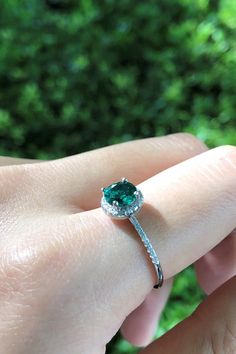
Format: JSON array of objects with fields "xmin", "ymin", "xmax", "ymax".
[
  {"xmin": 101, "ymin": 178, "xmax": 144, "ymax": 218},
  {"xmin": 101, "ymin": 178, "xmax": 164, "ymax": 289}
]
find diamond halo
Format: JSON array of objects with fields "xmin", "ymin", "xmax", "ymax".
[{"xmin": 101, "ymin": 178, "xmax": 144, "ymax": 219}]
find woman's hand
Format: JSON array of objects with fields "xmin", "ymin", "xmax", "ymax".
[{"xmin": 0, "ymin": 133, "xmax": 235, "ymax": 354}]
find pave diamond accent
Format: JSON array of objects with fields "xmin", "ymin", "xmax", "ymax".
[{"xmin": 129, "ymin": 215, "xmax": 163, "ymax": 288}]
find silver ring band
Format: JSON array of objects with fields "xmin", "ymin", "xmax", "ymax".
[
  {"xmin": 101, "ymin": 178, "xmax": 164, "ymax": 289},
  {"xmin": 129, "ymin": 214, "xmax": 163, "ymax": 288}
]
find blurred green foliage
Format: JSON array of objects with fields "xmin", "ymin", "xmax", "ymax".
[
  {"xmin": 0, "ymin": 0, "xmax": 235, "ymax": 160},
  {"xmin": 0, "ymin": 1, "xmax": 235, "ymax": 353}
]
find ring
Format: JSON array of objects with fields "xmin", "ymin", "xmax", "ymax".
[{"xmin": 101, "ymin": 178, "xmax": 164, "ymax": 289}]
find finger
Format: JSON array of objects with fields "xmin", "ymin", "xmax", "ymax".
[
  {"xmin": 0, "ymin": 156, "xmax": 35, "ymax": 166},
  {"xmin": 41, "ymin": 133, "xmax": 206, "ymax": 209},
  {"xmin": 70, "ymin": 145, "xmax": 236, "ymax": 324},
  {"xmin": 140, "ymin": 276, "xmax": 236, "ymax": 354},
  {"xmin": 121, "ymin": 278, "xmax": 173, "ymax": 347},
  {"xmin": 195, "ymin": 229, "xmax": 236, "ymax": 294}
]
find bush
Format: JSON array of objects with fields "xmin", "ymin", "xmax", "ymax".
[{"xmin": 0, "ymin": 0, "xmax": 235, "ymax": 160}]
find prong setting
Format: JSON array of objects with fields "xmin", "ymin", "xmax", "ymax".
[
  {"xmin": 101, "ymin": 187, "xmax": 144, "ymax": 219},
  {"xmin": 121, "ymin": 177, "xmax": 128, "ymax": 183}
]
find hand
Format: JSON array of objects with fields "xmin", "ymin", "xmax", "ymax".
[{"xmin": 0, "ymin": 133, "xmax": 235, "ymax": 354}]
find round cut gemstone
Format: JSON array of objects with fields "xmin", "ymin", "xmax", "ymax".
[{"xmin": 103, "ymin": 181, "xmax": 137, "ymax": 207}]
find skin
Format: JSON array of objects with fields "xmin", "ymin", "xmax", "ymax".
[{"xmin": 0, "ymin": 133, "xmax": 235, "ymax": 354}]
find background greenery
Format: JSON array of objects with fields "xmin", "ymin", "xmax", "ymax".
[{"xmin": 0, "ymin": 0, "xmax": 235, "ymax": 352}]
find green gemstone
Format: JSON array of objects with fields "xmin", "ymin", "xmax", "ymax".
[{"xmin": 104, "ymin": 180, "xmax": 137, "ymax": 207}]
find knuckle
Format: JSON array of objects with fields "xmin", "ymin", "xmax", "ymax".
[
  {"xmin": 0, "ymin": 164, "xmax": 25, "ymax": 190},
  {"xmin": 0, "ymin": 244, "xmax": 42, "ymax": 299},
  {"xmin": 0, "ymin": 237, "xmax": 66, "ymax": 301},
  {"xmin": 223, "ymin": 323, "xmax": 236, "ymax": 354},
  {"xmin": 191, "ymin": 278, "xmax": 236, "ymax": 354},
  {"xmin": 177, "ymin": 132, "xmax": 201, "ymax": 142},
  {"xmin": 209, "ymin": 145, "xmax": 236, "ymax": 197},
  {"xmin": 0, "ymin": 166, "xmax": 31, "ymax": 218},
  {"xmin": 191, "ymin": 308, "xmax": 236, "ymax": 354},
  {"xmin": 215, "ymin": 145, "xmax": 236, "ymax": 196},
  {"xmin": 0, "ymin": 161, "xmax": 48, "ymax": 183},
  {"xmin": 0, "ymin": 163, "xmax": 38, "ymax": 198},
  {"xmin": 208, "ymin": 329, "xmax": 236, "ymax": 354},
  {"xmin": 170, "ymin": 132, "xmax": 207, "ymax": 152},
  {"xmin": 208, "ymin": 324, "xmax": 236, "ymax": 354},
  {"xmin": 0, "ymin": 256, "xmax": 32, "ymax": 299},
  {"xmin": 215, "ymin": 145, "xmax": 236, "ymax": 165},
  {"xmin": 0, "ymin": 214, "xmax": 83, "ymax": 301},
  {"xmin": 0, "ymin": 237, "xmax": 69, "ymax": 352},
  {"xmin": 0, "ymin": 164, "xmax": 40, "ymax": 220},
  {"xmin": 0, "ymin": 162, "xmax": 59, "ymax": 215}
]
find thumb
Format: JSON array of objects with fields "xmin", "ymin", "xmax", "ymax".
[{"xmin": 140, "ymin": 276, "xmax": 236, "ymax": 354}]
